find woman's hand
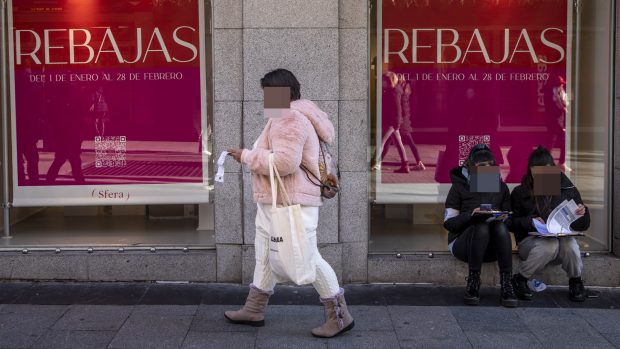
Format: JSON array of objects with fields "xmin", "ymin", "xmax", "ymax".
[
  {"xmin": 227, "ymin": 148, "xmax": 243, "ymax": 163},
  {"xmin": 575, "ymin": 204, "xmax": 586, "ymax": 216},
  {"xmin": 471, "ymin": 207, "xmax": 482, "ymax": 216}
]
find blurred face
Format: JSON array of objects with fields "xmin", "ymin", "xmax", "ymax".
[
  {"xmin": 263, "ymin": 86, "xmax": 291, "ymax": 119},
  {"xmin": 470, "ymin": 162, "xmax": 500, "ymax": 193},
  {"xmin": 531, "ymin": 165, "xmax": 561, "ymax": 196}
]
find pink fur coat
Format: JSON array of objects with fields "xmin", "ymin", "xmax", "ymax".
[{"xmin": 241, "ymin": 99, "xmax": 335, "ymax": 206}]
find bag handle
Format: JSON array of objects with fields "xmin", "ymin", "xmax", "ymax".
[{"xmin": 269, "ymin": 153, "xmax": 292, "ymax": 209}]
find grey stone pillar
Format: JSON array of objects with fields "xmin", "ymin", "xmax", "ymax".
[
  {"xmin": 214, "ymin": 0, "xmax": 371, "ymax": 284},
  {"xmin": 213, "ymin": 0, "xmax": 244, "ymax": 282},
  {"xmin": 240, "ymin": 0, "xmax": 342, "ymax": 283},
  {"xmin": 614, "ymin": 2, "xmax": 620, "ymax": 257},
  {"xmin": 338, "ymin": 0, "xmax": 369, "ymax": 283}
]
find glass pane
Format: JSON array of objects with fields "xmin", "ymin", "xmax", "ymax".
[
  {"xmin": 0, "ymin": 0, "xmax": 215, "ymax": 247},
  {"xmin": 369, "ymin": 0, "xmax": 612, "ymax": 253}
]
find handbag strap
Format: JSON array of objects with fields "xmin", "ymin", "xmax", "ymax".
[{"xmin": 269, "ymin": 154, "xmax": 292, "ymax": 209}]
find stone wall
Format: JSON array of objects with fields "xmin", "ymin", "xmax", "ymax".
[{"xmin": 212, "ymin": 0, "xmax": 370, "ymax": 284}]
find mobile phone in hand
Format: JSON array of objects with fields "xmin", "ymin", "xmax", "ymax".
[{"xmin": 480, "ymin": 204, "xmax": 492, "ymax": 211}]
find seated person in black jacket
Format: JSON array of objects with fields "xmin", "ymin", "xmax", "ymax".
[
  {"xmin": 510, "ymin": 146, "xmax": 590, "ymax": 302},
  {"xmin": 444, "ymin": 144, "xmax": 517, "ymax": 307}
]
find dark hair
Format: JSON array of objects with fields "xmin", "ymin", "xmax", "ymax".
[
  {"xmin": 464, "ymin": 143, "xmax": 494, "ymax": 167},
  {"xmin": 470, "ymin": 150, "xmax": 496, "ymax": 166},
  {"xmin": 260, "ymin": 69, "xmax": 301, "ymax": 101},
  {"xmin": 522, "ymin": 146, "xmax": 557, "ymax": 216},
  {"xmin": 522, "ymin": 145, "xmax": 555, "ymax": 188}
]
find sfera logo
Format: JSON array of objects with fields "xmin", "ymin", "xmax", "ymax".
[
  {"xmin": 14, "ymin": 26, "xmax": 198, "ymax": 65},
  {"xmin": 91, "ymin": 189, "xmax": 130, "ymax": 201},
  {"xmin": 270, "ymin": 236, "xmax": 284, "ymax": 243}
]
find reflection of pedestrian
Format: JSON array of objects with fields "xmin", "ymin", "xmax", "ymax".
[
  {"xmin": 17, "ymin": 66, "xmax": 41, "ymax": 184},
  {"xmin": 382, "ymin": 79, "xmax": 425, "ymax": 170},
  {"xmin": 90, "ymin": 86, "xmax": 109, "ymax": 137},
  {"xmin": 46, "ymin": 83, "xmax": 86, "ymax": 184},
  {"xmin": 544, "ymin": 76, "xmax": 569, "ymax": 172},
  {"xmin": 374, "ymin": 72, "xmax": 410, "ymax": 173}
]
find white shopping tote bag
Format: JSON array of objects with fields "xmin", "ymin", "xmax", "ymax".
[{"xmin": 268, "ymin": 153, "xmax": 317, "ymax": 285}]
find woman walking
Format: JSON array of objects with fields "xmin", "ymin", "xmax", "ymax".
[{"xmin": 225, "ymin": 69, "xmax": 354, "ymax": 338}]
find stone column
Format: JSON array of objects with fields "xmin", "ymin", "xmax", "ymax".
[
  {"xmin": 338, "ymin": 0, "xmax": 369, "ymax": 283},
  {"xmin": 240, "ymin": 0, "xmax": 342, "ymax": 283},
  {"xmin": 213, "ymin": 0, "xmax": 244, "ymax": 282}
]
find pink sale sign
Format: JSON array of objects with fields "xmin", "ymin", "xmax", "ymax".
[
  {"xmin": 377, "ymin": 0, "xmax": 569, "ymax": 188},
  {"xmin": 8, "ymin": 0, "xmax": 209, "ymax": 206}
]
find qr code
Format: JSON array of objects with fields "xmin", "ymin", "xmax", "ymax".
[
  {"xmin": 95, "ymin": 136, "xmax": 127, "ymax": 168},
  {"xmin": 458, "ymin": 135, "xmax": 490, "ymax": 166}
]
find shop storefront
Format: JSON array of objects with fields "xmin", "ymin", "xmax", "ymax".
[{"xmin": 0, "ymin": 0, "xmax": 618, "ymax": 286}]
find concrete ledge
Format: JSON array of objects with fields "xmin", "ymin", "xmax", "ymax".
[
  {"xmin": 368, "ymin": 253, "xmax": 620, "ymax": 287},
  {"xmin": 0, "ymin": 251, "xmax": 217, "ymax": 283}
]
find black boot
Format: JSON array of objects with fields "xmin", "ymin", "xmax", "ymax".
[
  {"xmin": 511, "ymin": 273, "xmax": 533, "ymax": 301},
  {"xmin": 464, "ymin": 270, "xmax": 481, "ymax": 305},
  {"xmin": 500, "ymin": 272, "xmax": 518, "ymax": 308},
  {"xmin": 569, "ymin": 277, "xmax": 586, "ymax": 302}
]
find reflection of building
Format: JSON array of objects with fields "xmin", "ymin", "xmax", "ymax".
[{"xmin": 0, "ymin": 0, "xmax": 619, "ymax": 287}]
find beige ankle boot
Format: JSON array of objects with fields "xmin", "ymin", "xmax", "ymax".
[
  {"xmin": 224, "ymin": 284, "xmax": 272, "ymax": 327},
  {"xmin": 311, "ymin": 288, "xmax": 355, "ymax": 338}
]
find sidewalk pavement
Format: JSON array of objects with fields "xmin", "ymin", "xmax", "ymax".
[{"xmin": 0, "ymin": 282, "xmax": 619, "ymax": 349}]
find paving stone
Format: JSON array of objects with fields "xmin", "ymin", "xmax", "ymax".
[
  {"xmin": 0, "ymin": 305, "xmax": 68, "ymax": 348},
  {"xmin": 31, "ymin": 330, "xmax": 115, "ymax": 349},
  {"xmin": 464, "ymin": 330, "xmax": 543, "ymax": 349},
  {"xmin": 518, "ymin": 308, "xmax": 616, "ymax": 349},
  {"xmin": 388, "ymin": 305, "xmax": 466, "ymax": 342},
  {"xmin": 572, "ymin": 308, "xmax": 620, "ymax": 334},
  {"xmin": 131, "ymin": 305, "xmax": 198, "ymax": 316},
  {"xmin": 259, "ymin": 305, "xmax": 325, "ymax": 333},
  {"xmin": 181, "ymin": 331, "xmax": 256, "ymax": 349},
  {"xmin": 601, "ymin": 333, "xmax": 620, "ymax": 347},
  {"xmin": 326, "ymin": 330, "xmax": 399, "ymax": 349},
  {"xmin": 450, "ymin": 306, "xmax": 529, "ymax": 333},
  {"xmin": 256, "ymin": 332, "xmax": 328, "ymax": 349},
  {"xmin": 346, "ymin": 305, "xmax": 393, "ymax": 331},
  {"xmin": 400, "ymin": 337, "xmax": 472, "ymax": 349},
  {"xmin": 52, "ymin": 305, "xmax": 132, "ymax": 331},
  {"xmin": 255, "ymin": 307, "xmax": 329, "ymax": 348},
  {"xmin": 191, "ymin": 304, "xmax": 259, "ymax": 332},
  {"xmin": 108, "ymin": 313, "xmax": 193, "ymax": 349}
]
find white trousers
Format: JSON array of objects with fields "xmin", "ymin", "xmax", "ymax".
[{"xmin": 252, "ymin": 203, "xmax": 340, "ymax": 299}]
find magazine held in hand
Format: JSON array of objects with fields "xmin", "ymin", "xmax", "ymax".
[{"xmin": 530, "ymin": 199, "xmax": 585, "ymax": 237}]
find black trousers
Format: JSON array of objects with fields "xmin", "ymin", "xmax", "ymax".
[{"xmin": 452, "ymin": 222, "xmax": 513, "ymax": 273}]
